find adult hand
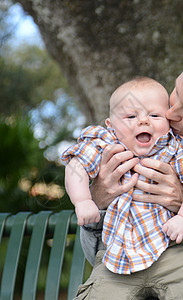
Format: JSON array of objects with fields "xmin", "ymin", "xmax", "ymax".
[
  {"xmin": 133, "ymin": 158, "xmax": 183, "ymax": 213},
  {"xmin": 166, "ymin": 72, "xmax": 183, "ymax": 135},
  {"xmin": 90, "ymin": 144, "xmax": 139, "ymax": 209}
]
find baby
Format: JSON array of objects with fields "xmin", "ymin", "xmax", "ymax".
[{"xmin": 61, "ymin": 76, "xmax": 183, "ymax": 274}]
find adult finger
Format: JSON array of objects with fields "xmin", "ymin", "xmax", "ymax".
[
  {"xmin": 133, "ymin": 163, "xmax": 166, "ymax": 183},
  {"xmin": 100, "ymin": 144, "xmax": 125, "ymax": 165},
  {"xmin": 133, "ymin": 192, "xmax": 180, "ymax": 212},
  {"xmin": 102, "ymin": 150, "xmax": 134, "ymax": 173},
  {"xmin": 117, "ymin": 173, "xmax": 139, "ymax": 195},
  {"xmin": 135, "ymin": 180, "xmax": 160, "ymax": 193},
  {"xmin": 108, "ymin": 151, "xmax": 135, "ymax": 172},
  {"xmin": 135, "ymin": 177, "xmax": 178, "ymax": 196},
  {"xmin": 112, "ymin": 157, "xmax": 139, "ymax": 182},
  {"xmin": 133, "ymin": 193, "xmax": 162, "ymax": 204},
  {"xmin": 140, "ymin": 158, "xmax": 174, "ymax": 175}
]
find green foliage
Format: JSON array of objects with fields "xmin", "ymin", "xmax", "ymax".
[
  {"xmin": 0, "ymin": 42, "xmax": 77, "ymax": 214},
  {"xmin": 0, "ymin": 56, "xmax": 33, "ymax": 114},
  {"xmin": 0, "ymin": 3, "xmax": 80, "ymax": 214},
  {"xmin": 0, "ymin": 116, "xmax": 44, "ymax": 212},
  {"xmin": 0, "ymin": 0, "xmax": 14, "ymax": 50},
  {"xmin": 0, "ymin": 45, "xmax": 70, "ymax": 115},
  {"xmin": 0, "ymin": 4, "xmax": 82, "ymax": 296},
  {"xmin": 0, "ymin": 115, "xmax": 74, "ymax": 213},
  {"xmin": 0, "ymin": 116, "xmax": 42, "ymax": 186}
]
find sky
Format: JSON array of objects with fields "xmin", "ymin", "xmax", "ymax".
[{"xmin": 9, "ymin": 3, "xmax": 44, "ymax": 47}]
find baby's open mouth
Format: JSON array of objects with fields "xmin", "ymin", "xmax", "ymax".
[{"xmin": 136, "ymin": 132, "xmax": 152, "ymax": 143}]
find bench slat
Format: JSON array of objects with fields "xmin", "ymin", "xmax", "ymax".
[
  {"xmin": 0, "ymin": 212, "xmax": 31, "ymax": 300},
  {"xmin": 0, "ymin": 213, "xmax": 10, "ymax": 243},
  {"xmin": 68, "ymin": 224, "xmax": 85, "ymax": 300},
  {"xmin": 22, "ymin": 211, "xmax": 52, "ymax": 300},
  {"xmin": 45, "ymin": 210, "xmax": 73, "ymax": 299},
  {"xmin": 0, "ymin": 211, "xmax": 88, "ymax": 299}
]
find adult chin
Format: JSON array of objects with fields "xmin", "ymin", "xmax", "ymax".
[{"xmin": 171, "ymin": 120, "xmax": 183, "ymax": 136}]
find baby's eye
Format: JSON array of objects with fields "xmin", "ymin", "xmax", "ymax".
[
  {"xmin": 150, "ymin": 114, "xmax": 159, "ymax": 118},
  {"xmin": 127, "ymin": 115, "xmax": 136, "ymax": 119}
]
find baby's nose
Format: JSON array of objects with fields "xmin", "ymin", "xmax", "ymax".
[{"xmin": 137, "ymin": 116, "xmax": 150, "ymax": 126}]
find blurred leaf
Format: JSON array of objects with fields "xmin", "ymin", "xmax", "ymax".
[
  {"xmin": 0, "ymin": 45, "xmax": 71, "ymax": 115},
  {"xmin": 0, "ymin": 0, "xmax": 14, "ymax": 50},
  {"xmin": 0, "ymin": 116, "xmax": 43, "ymax": 186}
]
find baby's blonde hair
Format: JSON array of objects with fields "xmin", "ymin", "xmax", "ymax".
[{"xmin": 110, "ymin": 76, "xmax": 169, "ymax": 114}]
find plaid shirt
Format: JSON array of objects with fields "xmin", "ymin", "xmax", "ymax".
[{"xmin": 61, "ymin": 125, "xmax": 183, "ymax": 274}]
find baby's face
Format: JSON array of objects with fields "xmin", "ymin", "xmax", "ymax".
[{"xmin": 106, "ymin": 83, "xmax": 170, "ymax": 156}]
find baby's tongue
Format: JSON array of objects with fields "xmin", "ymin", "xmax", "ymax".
[{"xmin": 136, "ymin": 133, "xmax": 151, "ymax": 143}]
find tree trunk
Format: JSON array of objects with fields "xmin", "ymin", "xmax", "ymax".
[{"xmin": 14, "ymin": 0, "xmax": 183, "ymax": 124}]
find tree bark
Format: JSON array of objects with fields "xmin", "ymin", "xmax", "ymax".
[{"xmin": 14, "ymin": 0, "xmax": 183, "ymax": 124}]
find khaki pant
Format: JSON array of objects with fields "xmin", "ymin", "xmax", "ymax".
[{"xmin": 75, "ymin": 242, "xmax": 183, "ymax": 300}]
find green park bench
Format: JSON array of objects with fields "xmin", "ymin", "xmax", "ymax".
[{"xmin": 0, "ymin": 210, "xmax": 86, "ymax": 300}]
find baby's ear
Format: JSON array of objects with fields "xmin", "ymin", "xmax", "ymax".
[{"xmin": 105, "ymin": 118, "xmax": 111, "ymax": 127}]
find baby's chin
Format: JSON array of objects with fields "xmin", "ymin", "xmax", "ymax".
[{"xmin": 131, "ymin": 147, "xmax": 152, "ymax": 157}]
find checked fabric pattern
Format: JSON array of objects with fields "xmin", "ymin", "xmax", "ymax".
[{"xmin": 61, "ymin": 125, "xmax": 183, "ymax": 274}]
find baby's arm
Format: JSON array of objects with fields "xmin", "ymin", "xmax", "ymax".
[
  {"xmin": 162, "ymin": 204, "xmax": 183, "ymax": 244},
  {"xmin": 65, "ymin": 157, "xmax": 100, "ymax": 226}
]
